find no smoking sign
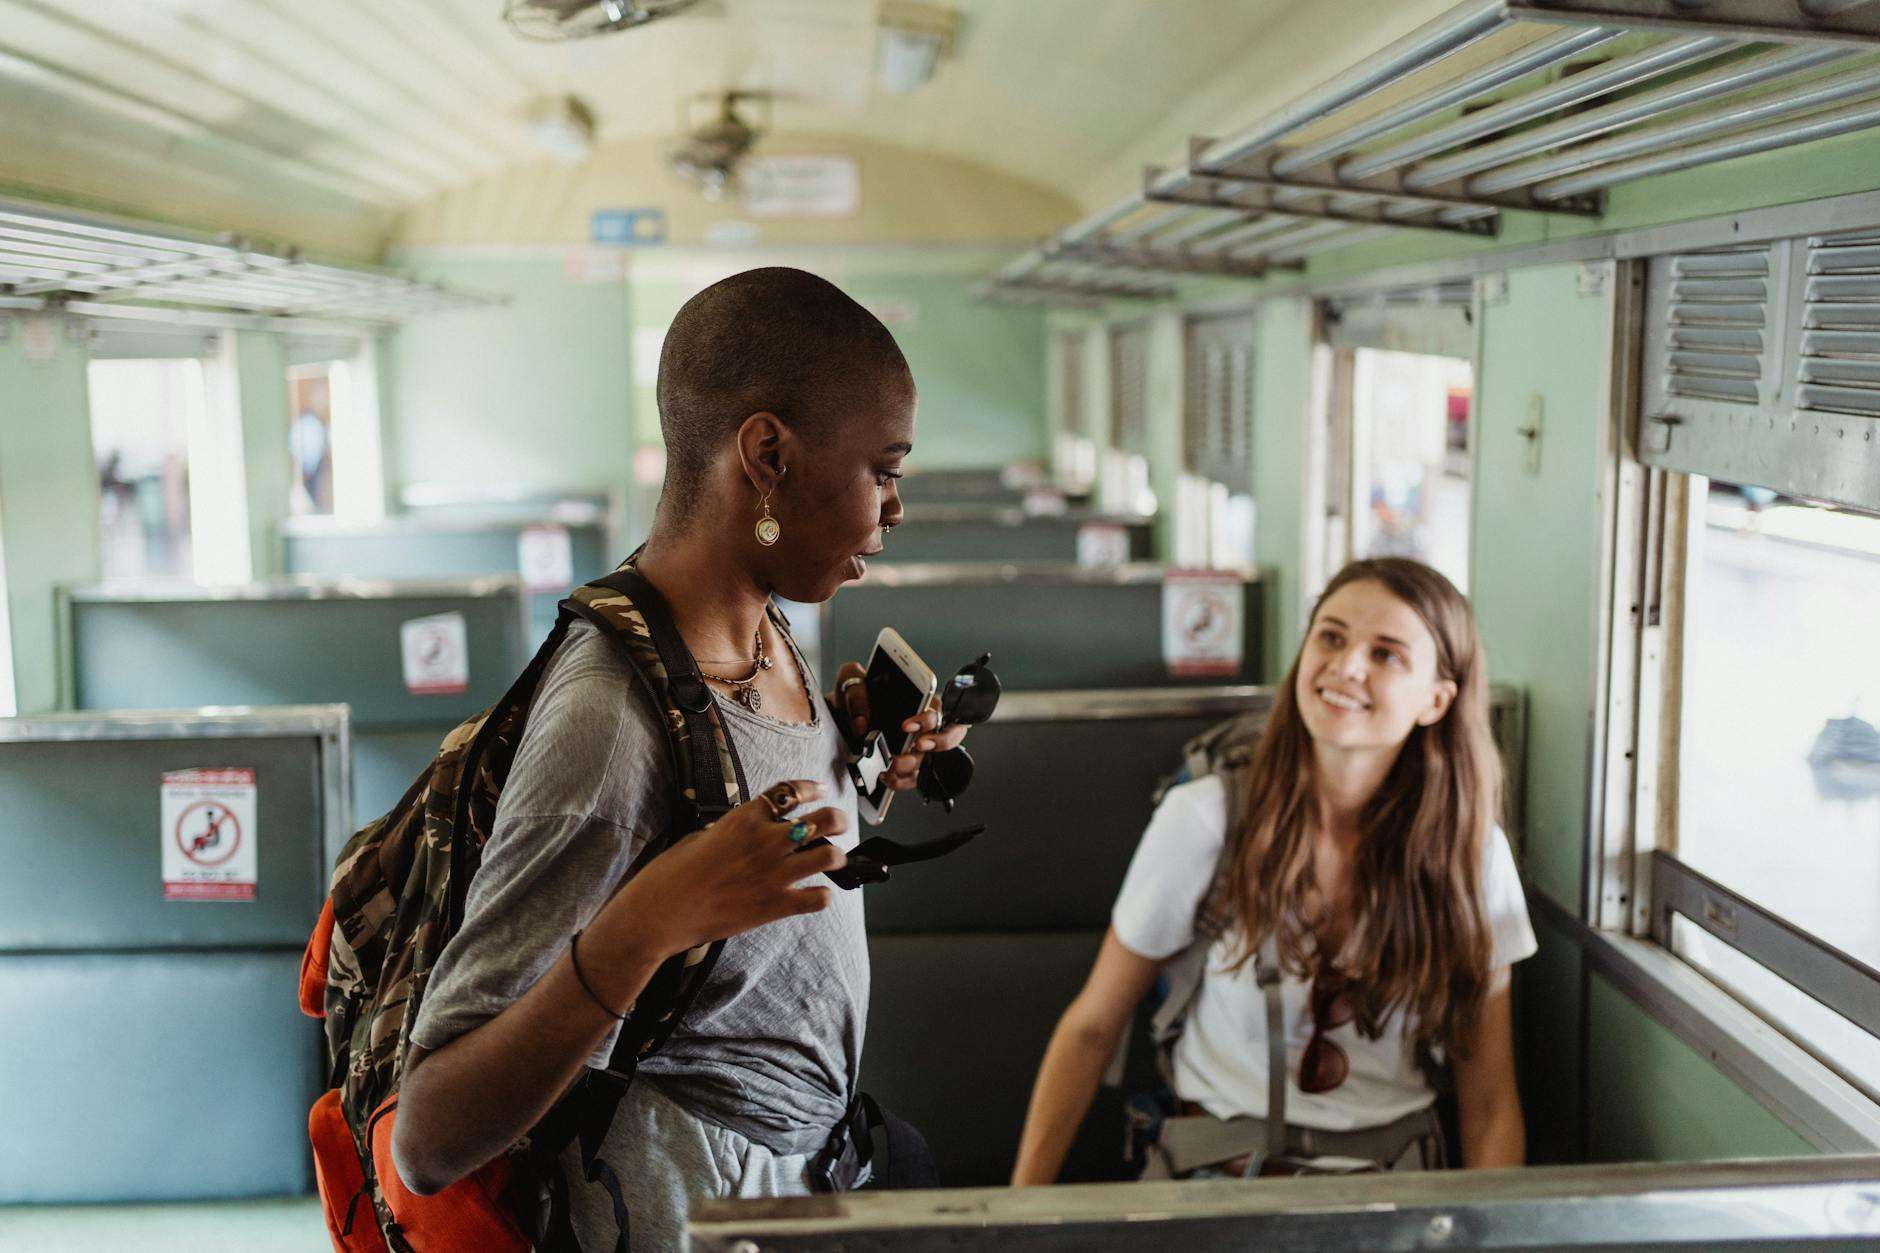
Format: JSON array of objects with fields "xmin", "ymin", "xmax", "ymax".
[{"xmin": 161, "ymin": 768, "xmax": 258, "ymax": 902}]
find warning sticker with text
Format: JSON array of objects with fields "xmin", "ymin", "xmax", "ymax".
[
  {"xmin": 400, "ymin": 611, "xmax": 470, "ymax": 696},
  {"xmin": 161, "ymin": 767, "xmax": 258, "ymax": 902}
]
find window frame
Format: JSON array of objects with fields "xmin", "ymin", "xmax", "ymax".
[{"xmin": 1596, "ymin": 259, "xmax": 1880, "ymax": 1150}]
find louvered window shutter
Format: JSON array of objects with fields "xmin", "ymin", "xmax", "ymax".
[
  {"xmin": 1054, "ymin": 330, "xmax": 1087, "ymax": 438},
  {"xmin": 1661, "ymin": 247, "xmax": 1776, "ymax": 407},
  {"xmin": 1110, "ymin": 322, "xmax": 1149, "ymax": 455},
  {"xmin": 1641, "ymin": 231, "xmax": 1879, "ymax": 510},
  {"xmin": 1796, "ymin": 231, "xmax": 1880, "ymax": 421},
  {"xmin": 1183, "ymin": 312, "xmax": 1255, "ymax": 494}
]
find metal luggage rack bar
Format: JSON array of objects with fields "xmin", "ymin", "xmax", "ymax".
[
  {"xmin": 0, "ymin": 198, "xmax": 497, "ymax": 327},
  {"xmin": 988, "ymin": 0, "xmax": 1880, "ymax": 304}
]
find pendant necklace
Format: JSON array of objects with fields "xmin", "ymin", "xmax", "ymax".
[{"xmin": 698, "ymin": 627, "xmax": 774, "ymax": 713}]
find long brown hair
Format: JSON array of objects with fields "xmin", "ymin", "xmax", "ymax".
[{"xmin": 1219, "ymin": 558, "xmax": 1500, "ymax": 1052}]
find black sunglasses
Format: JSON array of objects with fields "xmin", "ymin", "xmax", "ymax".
[{"xmin": 916, "ymin": 652, "xmax": 1001, "ymax": 813}]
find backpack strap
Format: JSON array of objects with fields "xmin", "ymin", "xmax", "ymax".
[
  {"xmin": 1145, "ymin": 762, "xmax": 1258, "ymax": 1089},
  {"xmin": 443, "ymin": 614, "xmax": 579, "ymax": 933},
  {"xmin": 523, "ymin": 562, "xmax": 757, "ymax": 1253},
  {"xmin": 1255, "ymin": 930, "xmax": 1287, "ymax": 1165}
]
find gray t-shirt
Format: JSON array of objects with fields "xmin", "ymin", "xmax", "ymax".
[{"xmin": 410, "ymin": 618, "xmax": 867, "ymax": 1156}]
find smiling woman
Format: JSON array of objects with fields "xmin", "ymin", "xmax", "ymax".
[{"xmin": 1014, "ymin": 556, "xmax": 1535, "ymax": 1184}]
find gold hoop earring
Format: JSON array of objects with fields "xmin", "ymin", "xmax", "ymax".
[{"xmin": 755, "ymin": 491, "xmax": 780, "ymax": 546}]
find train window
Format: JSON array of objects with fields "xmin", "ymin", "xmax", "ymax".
[
  {"xmin": 1314, "ymin": 343, "xmax": 1474, "ymax": 593},
  {"xmin": 1311, "ymin": 286, "xmax": 1476, "ymax": 597},
  {"xmin": 1673, "ymin": 482, "xmax": 1880, "ymax": 1073},
  {"xmin": 88, "ymin": 358, "xmax": 205, "ymax": 581},
  {"xmin": 288, "ymin": 363, "xmax": 338, "ymax": 516},
  {"xmin": 1679, "ymin": 484, "xmax": 1880, "ymax": 937},
  {"xmin": 1348, "ymin": 348, "xmax": 1473, "ymax": 590}
]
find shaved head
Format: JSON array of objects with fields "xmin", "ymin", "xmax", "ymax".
[{"xmin": 656, "ymin": 267, "xmax": 914, "ymax": 506}]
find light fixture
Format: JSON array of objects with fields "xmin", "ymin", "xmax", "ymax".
[
  {"xmin": 523, "ymin": 95, "xmax": 596, "ymax": 164},
  {"xmin": 874, "ymin": 1, "xmax": 958, "ymax": 95}
]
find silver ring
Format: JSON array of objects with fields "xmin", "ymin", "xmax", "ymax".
[{"xmin": 837, "ymin": 675, "xmax": 864, "ymax": 697}]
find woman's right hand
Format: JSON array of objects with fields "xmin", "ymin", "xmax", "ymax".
[{"xmin": 604, "ymin": 779, "xmax": 847, "ymax": 961}]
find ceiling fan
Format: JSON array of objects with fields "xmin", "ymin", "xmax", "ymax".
[
  {"xmin": 666, "ymin": 92, "xmax": 770, "ymax": 202},
  {"xmin": 501, "ymin": 0, "xmax": 703, "ymax": 41}
]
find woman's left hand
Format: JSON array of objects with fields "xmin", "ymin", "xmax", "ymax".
[{"xmin": 831, "ymin": 661, "xmax": 971, "ymax": 792}]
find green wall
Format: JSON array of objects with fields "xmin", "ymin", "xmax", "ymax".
[
  {"xmin": 236, "ymin": 331, "xmax": 291, "ymax": 578},
  {"xmin": 1470, "ymin": 263, "xmax": 1606, "ymax": 910},
  {"xmin": 1250, "ymin": 297, "xmax": 1315, "ymax": 678},
  {"xmin": 1586, "ymin": 975, "xmax": 1814, "ymax": 1162},
  {"xmin": 628, "ymin": 269, "xmax": 1049, "ymax": 473},
  {"xmin": 0, "ymin": 320, "xmax": 100, "ymax": 713},
  {"xmin": 386, "ymin": 254, "xmax": 635, "ymax": 505}
]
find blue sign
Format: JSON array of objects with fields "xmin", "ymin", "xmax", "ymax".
[{"xmin": 591, "ymin": 208, "xmax": 667, "ymax": 246}]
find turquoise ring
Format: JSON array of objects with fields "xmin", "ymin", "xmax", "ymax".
[{"xmin": 788, "ymin": 820, "xmax": 815, "ymax": 844}]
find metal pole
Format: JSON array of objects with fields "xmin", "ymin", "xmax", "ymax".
[
  {"xmin": 1468, "ymin": 59, "xmax": 1880, "ymax": 197},
  {"xmin": 1530, "ymin": 92, "xmax": 1880, "ymax": 200},
  {"xmin": 1183, "ymin": 0, "xmax": 1508, "ymax": 178},
  {"xmin": 1339, "ymin": 35, "xmax": 1731, "ymax": 182},
  {"xmin": 1272, "ymin": 26, "xmax": 1619, "ymax": 176},
  {"xmin": 1153, "ymin": 210, "xmax": 1259, "ymax": 249},
  {"xmin": 1403, "ymin": 43, "xmax": 1853, "ymax": 190},
  {"xmin": 1186, "ymin": 215, "xmax": 1300, "ymax": 255},
  {"xmin": 1265, "ymin": 223, "xmax": 1396, "ymax": 261},
  {"xmin": 1227, "ymin": 217, "xmax": 1350, "ymax": 259},
  {"xmin": 1107, "ymin": 206, "xmax": 1200, "ymax": 247}
]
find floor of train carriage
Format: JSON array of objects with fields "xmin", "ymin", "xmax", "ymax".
[{"xmin": 0, "ymin": 1199, "xmax": 326, "ymax": 1252}]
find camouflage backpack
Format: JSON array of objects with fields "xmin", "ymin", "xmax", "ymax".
[{"xmin": 298, "ymin": 561, "xmax": 771, "ymax": 1253}]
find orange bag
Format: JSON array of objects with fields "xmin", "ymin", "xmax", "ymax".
[
  {"xmin": 299, "ymin": 897, "xmax": 334, "ymax": 1018},
  {"xmin": 308, "ymin": 1089, "xmax": 388, "ymax": 1253},
  {"xmin": 367, "ymin": 1099, "xmax": 529, "ymax": 1253}
]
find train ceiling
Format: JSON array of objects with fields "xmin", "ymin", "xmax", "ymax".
[
  {"xmin": 0, "ymin": 0, "xmax": 1326, "ymax": 217},
  {"xmin": 3, "ymin": 2, "xmax": 1880, "ymax": 320}
]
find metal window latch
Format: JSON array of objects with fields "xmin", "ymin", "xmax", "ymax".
[
  {"xmin": 1517, "ymin": 393, "xmax": 1544, "ymax": 476},
  {"xmin": 1646, "ymin": 413, "xmax": 1681, "ymax": 455}
]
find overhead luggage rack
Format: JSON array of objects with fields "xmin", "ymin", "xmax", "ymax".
[
  {"xmin": 0, "ymin": 199, "xmax": 495, "ymax": 328},
  {"xmin": 988, "ymin": 0, "xmax": 1880, "ymax": 304}
]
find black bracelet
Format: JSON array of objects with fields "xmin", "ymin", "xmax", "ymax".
[{"xmin": 569, "ymin": 929, "xmax": 627, "ymax": 1021}]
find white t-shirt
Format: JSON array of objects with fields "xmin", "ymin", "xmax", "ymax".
[{"xmin": 1111, "ymin": 773, "xmax": 1538, "ymax": 1132}]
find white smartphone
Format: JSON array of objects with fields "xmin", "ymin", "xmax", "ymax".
[{"xmin": 856, "ymin": 627, "xmax": 937, "ymax": 825}]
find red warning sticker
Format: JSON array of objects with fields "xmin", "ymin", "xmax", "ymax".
[{"xmin": 161, "ymin": 767, "xmax": 258, "ymax": 902}]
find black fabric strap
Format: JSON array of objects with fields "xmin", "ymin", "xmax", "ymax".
[{"xmin": 1258, "ymin": 932, "xmax": 1286, "ymax": 1165}]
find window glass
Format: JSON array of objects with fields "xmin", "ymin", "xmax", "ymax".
[
  {"xmin": 289, "ymin": 363, "xmax": 337, "ymax": 516},
  {"xmin": 1678, "ymin": 482, "xmax": 1880, "ymax": 976},
  {"xmin": 1348, "ymin": 348, "xmax": 1472, "ymax": 591},
  {"xmin": 89, "ymin": 359, "xmax": 204, "ymax": 580}
]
